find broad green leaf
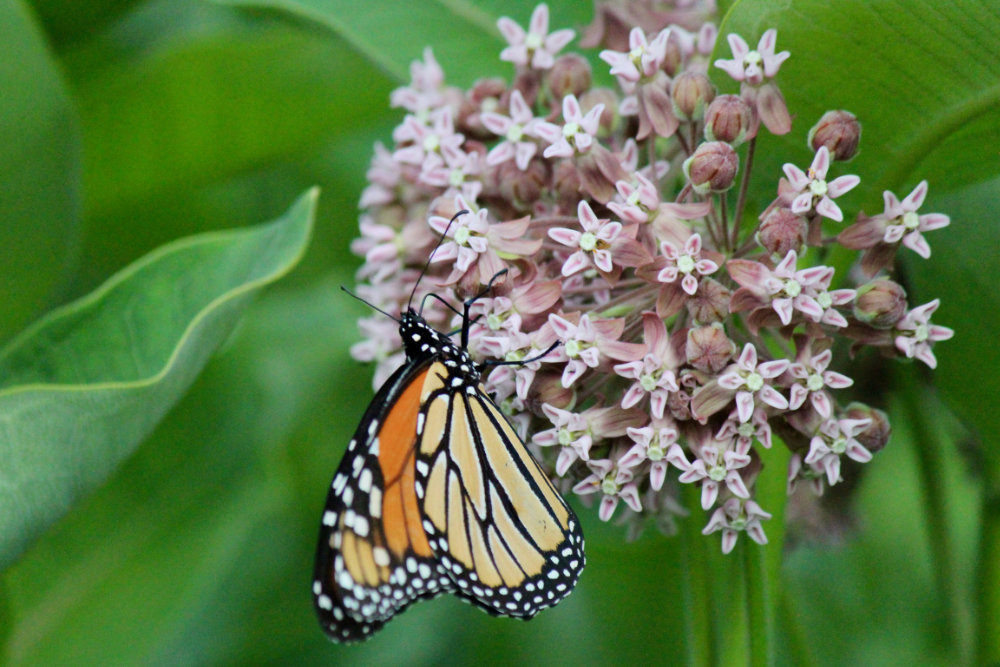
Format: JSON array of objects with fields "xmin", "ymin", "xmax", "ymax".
[
  {"xmin": 2, "ymin": 276, "xmax": 360, "ymax": 665},
  {"xmin": 27, "ymin": 0, "xmax": 143, "ymax": 46},
  {"xmin": 214, "ymin": 0, "xmax": 595, "ymax": 86},
  {"xmin": 0, "ymin": 188, "xmax": 316, "ymax": 571},
  {"xmin": 0, "ymin": 0, "xmax": 82, "ymax": 342},
  {"xmin": 66, "ymin": 0, "xmax": 391, "ymax": 222}
]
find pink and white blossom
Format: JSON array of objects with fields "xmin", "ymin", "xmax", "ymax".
[
  {"xmin": 881, "ymin": 181, "xmax": 951, "ymax": 258},
  {"xmin": 498, "ymin": 4, "xmax": 575, "ymax": 70},
  {"xmin": 535, "ymin": 94, "xmax": 604, "ymax": 158},
  {"xmin": 717, "ymin": 343, "xmax": 790, "ymax": 422},
  {"xmin": 894, "ymin": 299, "xmax": 954, "ymax": 369},
  {"xmin": 782, "ymin": 146, "xmax": 860, "ymax": 222},
  {"xmin": 714, "ymin": 29, "xmax": 789, "ymax": 85},
  {"xmin": 548, "ymin": 200, "xmax": 623, "ymax": 275},
  {"xmin": 702, "ymin": 498, "xmax": 773, "ymax": 554}
]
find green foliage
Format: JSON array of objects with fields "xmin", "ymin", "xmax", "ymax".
[{"xmin": 0, "ymin": 0, "xmax": 996, "ymax": 665}]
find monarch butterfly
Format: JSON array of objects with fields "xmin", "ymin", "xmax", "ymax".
[{"xmin": 313, "ymin": 242, "xmax": 585, "ymax": 643}]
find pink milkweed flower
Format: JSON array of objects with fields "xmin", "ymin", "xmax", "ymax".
[
  {"xmin": 548, "ymin": 200, "xmax": 622, "ymax": 275},
  {"xmin": 480, "ymin": 89, "xmax": 542, "ymax": 171},
  {"xmin": 702, "ymin": 497, "xmax": 773, "ymax": 554},
  {"xmin": 714, "ymin": 29, "xmax": 789, "ymax": 85},
  {"xmin": 535, "ymin": 404, "xmax": 645, "ymax": 476},
  {"xmin": 782, "ymin": 146, "xmax": 860, "ymax": 222},
  {"xmin": 536, "ymin": 94, "xmax": 604, "ymax": 158},
  {"xmin": 498, "ymin": 3, "xmax": 576, "ymax": 70},
  {"xmin": 572, "ymin": 456, "xmax": 642, "ymax": 521},
  {"xmin": 786, "ymin": 345, "xmax": 853, "ymax": 419},
  {"xmin": 390, "ymin": 47, "xmax": 446, "ymax": 114},
  {"xmin": 392, "ymin": 107, "xmax": 466, "ymax": 169},
  {"xmin": 428, "ymin": 196, "xmax": 542, "ymax": 284},
  {"xmin": 893, "ymin": 299, "xmax": 954, "ymax": 369},
  {"xmin": 545, "ymin": 312, "xmax": 645, "ymax": 387},
  {"xmin": 668, "ymin": 430, "xmax": 752, "ymax": 510},
  {"xmin": 714, "ymin": 29, "xmax": 791, "ymax": 135},
  {"xmin": 717, "ymin": 343, "xmax": 790, "ymax": 423},
  {"xmin": 728, "ymin": 250, "xmax": 854, "ymax": 329},
  {"xmin": 621, "ymin": 421, "xmax": 679, "ymax": 491},
  {"xmin": 880, "ymin": 181, "xmax": 951, "ymax": 258},
  {"xmin": 804, "ymin": 416, "xmax": 874, "ymax": 486},
  {"xmin": 608, "ymin": 172, "xmax": 663, "ymax": 224},
  {"xmin": 716, "ymin": 406, "xmax": 773, "ymax": 450},
  {"xmin": 358, "ymin": 142, "xmax": 402, "ymax": 209},
  {"xmin": 599, "ymin": 26, "xmax": 671, "ymax": 84},
  {"xmin": 657, "ymin": 233, "xmax": 719, "ymax": 296},
  {"xmin": 613, "ymin": 313, "xmax": 682, "ymax": 419},
  {"xmin": 419, "ymin": 145, "xmax": 484, "ymax": 201}
]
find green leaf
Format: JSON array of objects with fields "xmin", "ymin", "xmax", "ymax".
[
  {"xmin": 66, "ymin": 0, "xmax": 390, "ymax": 222},
  {"xmin": 0, "ymin": 188, "xmax": 316, "ymax": 571},
  {"xmin": 0, "ymin": 0, "xmax": 82, "ymax": 342},
  {"xmin": 213, "ymin": 0, "xmax": 595, "ymax": 86}
]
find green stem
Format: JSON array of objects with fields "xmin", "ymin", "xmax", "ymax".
[
  {"xmin": 744, "ymin": 540, "xmax": 771, "ymax": 667},
  {"xmin": 899, "ymin": 367, "xmax": 971, "ymax": 664},
  {"xmin": 779, "ymin": 586, "xmax": 817, "ymax": 666},
  {"xmin": 682, "ymin": 483, "xmax": 717, "ymax": 666},
  {"xmin": 732, "ymin": 136, "xmax": 757, "ymax": 248},
  {"xmin": 976, "ymin": 485, "xmax": 1000, "ymax": 665}
]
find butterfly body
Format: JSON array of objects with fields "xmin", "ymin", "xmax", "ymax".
[{"xmin": 314, "ymin": 309, "xmax": 584, "ymax": 642}]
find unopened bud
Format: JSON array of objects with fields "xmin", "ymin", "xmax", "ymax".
[
  {"xmin": 809, "ymin": 110, "xmax": 861, "ymax": 161},
  {"xmin": 843, "ymin": 402, "xmax": 891, "ymax": 454},
  {"xmin": 553, "ymin": 160, "xmax": 583, "ymax": 211},
  {"xmin": 704, "ymin": 94, "xmax": 753, "ymax": 144},
  {"xmin": 686, "ymin": 323, "xmax": 736, "ymax": 373},
  {"xmin": 548, "ymin": 54, "xmax": 592, "ymax": 100},
  {"xmin": 671, "ymin": 71, "xmax": 716, "ymax": 122},
  {"xmin": 531, "ymin": 370, "xmax": 575, "ymax": 409},
  {"xmin": 756, "ymin": 207, "xmax": 806, "ymax": 257},
  {"xmin": 683, "ymin": 141, "xmax": 739, "ymax": 194},
  {"xmin": 853, "ymin": 279, "xmax": 907, "ymax": 329},
  {"xmin": 685, "ymin": 277, "xmax": 731, "ymax": 323},
  {"xmin": 495, "ymin": 157, "xmax": 549, "ymax": 208}
]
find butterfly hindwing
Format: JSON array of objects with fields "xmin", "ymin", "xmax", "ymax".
[
  {"xmin": 313, "ymin": 360, "xmax": 453, "ymax": 642},
  {"xmin": 414, "ymin": 374, "xmax": 585, "ymax": 618}
]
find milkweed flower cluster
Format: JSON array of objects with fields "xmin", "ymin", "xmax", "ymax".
[{"xmin": 349, "ymin": 2, "xmax": 953, "ymax": 554}]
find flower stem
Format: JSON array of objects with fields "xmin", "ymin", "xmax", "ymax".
[
  {"xmin": 681, "ymin": 483, "xmax": 717, "ymax": 666},
  {"xmin": 732, "ymin": 136, "xmax": 757, "ymax": 248},
  {"xmin": 976, "ymin": 487, "xmax": 1000, "ymax": 665},
  {"xmin": 898, "ymin": 367, "xmax": 972, "ymax": 663}
]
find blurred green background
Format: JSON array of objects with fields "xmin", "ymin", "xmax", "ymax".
[{"xmin": 1, "ymin": 0, "xmax": 998, "ymax": 664}]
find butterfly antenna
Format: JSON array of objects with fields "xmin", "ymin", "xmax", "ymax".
[
  {"xmin": 341, "ymin": 286, "xmax": 399, "ymax": 322},
  {"xmin": 409, "ymin": 209, "xmax": 469, "ymax": 313}
]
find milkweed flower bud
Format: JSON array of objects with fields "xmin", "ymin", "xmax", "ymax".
[
  {"xmin": 843, "ymin": 402, "xmax": 891, "ymax": 455},
  {"xmin": 756, "ymin": 206, "xmax": 806, "ymax": 258},
  {"xmin": 853, "ymin": 278, "xmax": 907, "ymax": 329},
  {"xmin": 704, "ymin": 94, "xmax": 753, "ymax": 144},
  {"xmin": 683, "ymin": 141, "xmax": 739, "ymax": 194},
  {"xmin": 808, "ymin": 110, "xmax": 861, "ymax": 161},
  {"xmin": 548, "ymin": 53, "xmax": 593, "ymax": 99},
  {"xmin": 671, "ymin": 71, "xmax": 716, "ymax": 122}
]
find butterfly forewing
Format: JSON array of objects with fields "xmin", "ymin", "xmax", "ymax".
[
  {"xmin": 313, "ymin": 360, "xmax": 453, "ymax": 642},
  {"xmin": 314, "ymin": 309, "xmax": 584, "ymax": 642}
]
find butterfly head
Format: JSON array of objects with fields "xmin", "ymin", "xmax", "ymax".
[{"xmin": 399, "ymin": 309, "xmax": 473, "ymax": 368}]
